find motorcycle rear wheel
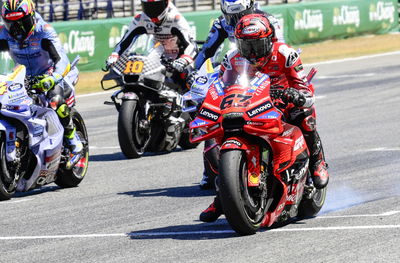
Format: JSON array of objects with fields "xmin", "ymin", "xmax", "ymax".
[
  {"xmin": 297, "ymin": 185, "xmax": 327, "ymax": 218},
  {"xmin": 118, "ymin": 100, "xmax": 149, "ymax": 158},
  {"xmin": 219, "ymin": 149, "xmax": 267, "ymax": 236},
  {"xmin": 56, "ymin": 109, "xmax": 89, "ymax": 188},
  {"xmin": 0, "ymin": 135, "xmax": 16, "ymax": 200}
]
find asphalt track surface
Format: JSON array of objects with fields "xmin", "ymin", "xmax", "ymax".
[{"xmin": 1, "ymin": 52, "xmax": 400, "ymax": 262}]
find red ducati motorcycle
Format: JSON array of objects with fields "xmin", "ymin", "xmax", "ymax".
[{"xmin": 189, "ymin": 71, "xmax": 327, "ymax": 235}]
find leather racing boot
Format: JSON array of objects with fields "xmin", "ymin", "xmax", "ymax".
[
  {"xmin": 304, "ymin": 130, "xmax": 329, "ymax": 189},
  {"xmin": 199, "ymin": 196, "xmax": 223, "ymax": 223},
  {"xmin": 200, "ymin": 139, "xmax": 218, "ymax": 190},
  {"xmin": 64, "ymin": 126, "xmax": 83, "ymax": 169}
]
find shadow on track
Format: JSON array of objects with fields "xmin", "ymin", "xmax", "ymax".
[
  {"xmin": 89, "ymin": 147, "xmax": 194, "ymax": 162},
  {"xmin": 89, "ymin": 152, "xmax": 127, "ymax": 162},
  {"xmin": 128, "ymin": 219, "xmax": 238, "ymax": 240},
  {"xmin": 119, "ymin": 185, "xmax": 215, "ymax": 198},
  {"xmin": 127, "ymin": 218, "xmax": 314, "ymax": 240},
  {"xmin": 13, "ymin": 185, "xmax": 61, "ymax": 198}
]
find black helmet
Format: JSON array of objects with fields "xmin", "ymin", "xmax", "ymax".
[{"xmin": 141, "ymin": 0, "xmax": 169, "ymax": 24}]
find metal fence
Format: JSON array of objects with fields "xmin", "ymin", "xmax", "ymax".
[{"xmin": 32, "ymin": 0, "xmax": 303, "ymax": 21}]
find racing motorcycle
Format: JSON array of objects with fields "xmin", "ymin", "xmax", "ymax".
[
  {"xmin": 101, "ymin": 34, "xmax": 198, "ymax": 159},
  {"xmin": 0, "ymin": 59, "xmax": 89, "ymax": 201},
  {"xmin": 186, "ymin": 62, "xmax": 326, "ymax": 235}
]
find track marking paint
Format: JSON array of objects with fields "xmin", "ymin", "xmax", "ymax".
[
  {"xmin": 1, "ymin": 224, "xmax": 400, "ymax": 240},
  {"xmin": 316, "ymin": 73, "xmax": 375, "ymax": 79},
  {"xmin": 317, "ymin": 210, "xmax": 400, "ymax": 219},
  {"xmin": 90, "ymin": 146, "xmax": 120, "ymax": 150},
  {"xmin": 0, "ymin": 198, "xmax": 34, "ymax": 205},
  {"xmin": 365, "ymin": 147, "xmax": 400, "ymax": 152},
  {"xmin": 305, "ymin": 51, "xmax": 400, "ymax": 67}
]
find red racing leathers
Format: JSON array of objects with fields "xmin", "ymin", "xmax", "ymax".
[{"xmin": 219, "ymin": 42, "xmax": 329, "ymax": 189}]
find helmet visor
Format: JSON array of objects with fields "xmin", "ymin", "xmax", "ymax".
[
  {"xmin": 223, "ymin": 7, "xmax": 253, "ymax": 26},
  {"xmin": 141, "ymin": 1, "xmax": 168, "ymax": 19},
  {"xmin": 3, "ymin": 13, "xmax": 35, "ymax": 40},
  {"xmin": 236, "ymin": 37, "xmax": 272, "ymax": 60}
]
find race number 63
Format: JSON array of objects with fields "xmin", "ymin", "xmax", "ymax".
[{"xmin": 124, "ymin": 60, "xmax": 144, "ymax": 74}]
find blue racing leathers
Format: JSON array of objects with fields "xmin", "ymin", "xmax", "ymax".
[
  {"xmin": 0, "ymin": 12, "xmax": 78, "ymax": 143},
  {"xmin": 0, "ymin": 12, "xmax": 70, "ymax": 78},
  {"xmin": 194, "ymin": 9, "xmax": 284, "ymax": 70}
]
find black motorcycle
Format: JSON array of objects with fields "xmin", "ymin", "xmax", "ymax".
[{"xmin": 101, "ymin": 35, "xmax": 198, "ymax": 159}]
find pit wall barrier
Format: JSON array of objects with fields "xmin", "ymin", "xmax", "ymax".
[{"xmin": 0, "ymin": 0, "xmax": 398, "ymax": 73}]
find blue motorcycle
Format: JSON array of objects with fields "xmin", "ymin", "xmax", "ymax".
[{"xmin": 0, "ymin": 61, "xmax": 89, "ymax": 200}]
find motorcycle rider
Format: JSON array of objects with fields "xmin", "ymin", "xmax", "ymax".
[
  {"xmin": 0, "ymin": 0, "xmax": 83, "ymax": 167},
  {"xmin": 106, "ymin": 0, "xmax": 197, "ymax": 84},
  {"xmin": 200, "ymin": 14, "xmax": 329, "ymax": 222},
  {"xmin": 192, "ymin": 0, "xmax": 284, "ymax": 190},
  {"xmin": 106, "ymin": 0, "xmax": 198, "ymax": 148}
]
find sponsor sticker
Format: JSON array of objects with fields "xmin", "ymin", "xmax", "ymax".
[
  {"xmin": 223, "ymin": 139, "xmax": 242, "ymax": 147},
  {"xmin": 196, "ymin": 76, "xmax": 208, "ymax": 85},
  {"xmin": 199, "ymin": 107, "xmax": 220, "ymax": 121},
  {"xmin": 246, "ymin": 100, "xmax": 273, "ymax": 118}
]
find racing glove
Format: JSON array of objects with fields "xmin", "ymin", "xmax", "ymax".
[
  {"xmin": 32, "ymin": 73, "xmax": 62, "ymax": 92},
  {"xmin": 283, "ymin": 87, "xmax": 306, "ymax": 107},
  {"xmin": 186, "ymin": 70, "xmax": 197, "ymax": 88},
  {"xmin": 106, "ymin": 52, "xmax": 119, "ymax": 67},
  {"xmin": 171, "ymin": 56, "xmax": 192, "ymax": 73}
]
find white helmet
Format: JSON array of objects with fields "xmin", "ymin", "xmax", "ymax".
[{"xmin": 221, "ymin": 0, "xmax": 255, "ymax": 26}]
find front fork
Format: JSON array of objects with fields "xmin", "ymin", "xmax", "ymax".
[{"xmin": 0, "ymin": 121, "xmax": 17, "ymax": 162}]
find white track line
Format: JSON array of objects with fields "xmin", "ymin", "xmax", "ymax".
[
  {"xmin": 365, "ymin": 147, "xmax": 400, "ymax": 152},
  {"xmin": 1, "ymin": 224, "xmax": 399, "ymax": 240},
  {"xmin": 89, "ymin": 146, "xmax": 120, "ymax": 150},
  {"xmin": 316, "ymin": 73, "xmax": 376, "ymax": 79},
  {"xmin": 0, "ymin": 198, "xmax": 34, "ymax": 205},
  {"xmin": 305, "ymin": 51, "xmax": 400, "ymax": 66},
  {"xmin": 317, "ymin": 211, "xmax": 400, "ymax": 219}
]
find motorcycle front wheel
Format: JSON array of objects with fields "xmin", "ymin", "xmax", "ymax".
[
  {"xmin": 219, "ymin": 149, "xmax": 267, "ymax": 236},
  {"xmin": 298, "ymin": 184, "xmax": 327, "ymax": 218},
  {"xmin": 118, "ymin": 100, "xmax": 150, "ymax": 158},
  {"xmin": 56, "ymin": 109, "xmax": 89, "ymax": 188},
  {"xmin": 0, "ymin": 134, "xmax": 17, "ymax": 200}
]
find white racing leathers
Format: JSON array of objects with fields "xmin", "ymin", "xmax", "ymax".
[
  {"xmin": 194, "ymin": 9, "xmax": 284, "ymax": 69},
  {"xmin": 113, "ymin": 2, "xmax": 197, "ymax": 62}
]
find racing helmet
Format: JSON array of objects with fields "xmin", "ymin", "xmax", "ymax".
[
  {"xmin": 141, "ymin": 0, "xmax": 169, "ymax": 25},
  {"xmin": 234, "ymin": 14, "xmax": 274, "ymax": 66},
  {"xmin": 221, "ymin": 0, "xmax": 254, "ymax": 26},
  {"xmin": 1, "ymin": 0, "xmax": 36, "ymax": 41}
]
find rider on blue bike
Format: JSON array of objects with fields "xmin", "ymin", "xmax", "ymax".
[{"xmin": 0, "ymin": 0, "xmax": 83, "ymax": 166}]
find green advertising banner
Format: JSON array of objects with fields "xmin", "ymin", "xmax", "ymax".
[
  {"xmin": 286, "ymin": 0, "xmax": 398, "ymax": 44},
  {"xmin": 0, "ymin": 0, "xmax": 398, "ymax": 73}
]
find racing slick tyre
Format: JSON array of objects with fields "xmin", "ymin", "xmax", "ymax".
[
  {"xmin": 219, "ymin": 149, "xmax": 267, "ymax": 236},
  {"xmin": 298, "ymin": 185, "xmax": 327, "ymax": 218},
  {"xmin": 0, "ymin": 134, "xmax": 16, "ymax": 200},
  {"xmin": 56, "ymin": 109, "xmax": 89, "ymax": 188},
  {"xmin": 178, "ymin": 130, "xmax": 199, "ymax": 150},
  {"xmin": 117, "ymin": 100, "xmax": 149, "ymax": 158}
]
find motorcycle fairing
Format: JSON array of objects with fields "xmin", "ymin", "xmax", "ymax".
[
  {"xmin": 260, "ymin": 123, "xmax": 309, "ymax": 227},
  {"xmin": 0, "ymin": 120, "xmax": 17, "ymax": 162},
  {"xmin": 0, "ymin": 66, "xmax": 30, "ymax": 162},
  {"xmin": 0, "ymin": 65, "xmax": 65, "ymax": 191}
]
